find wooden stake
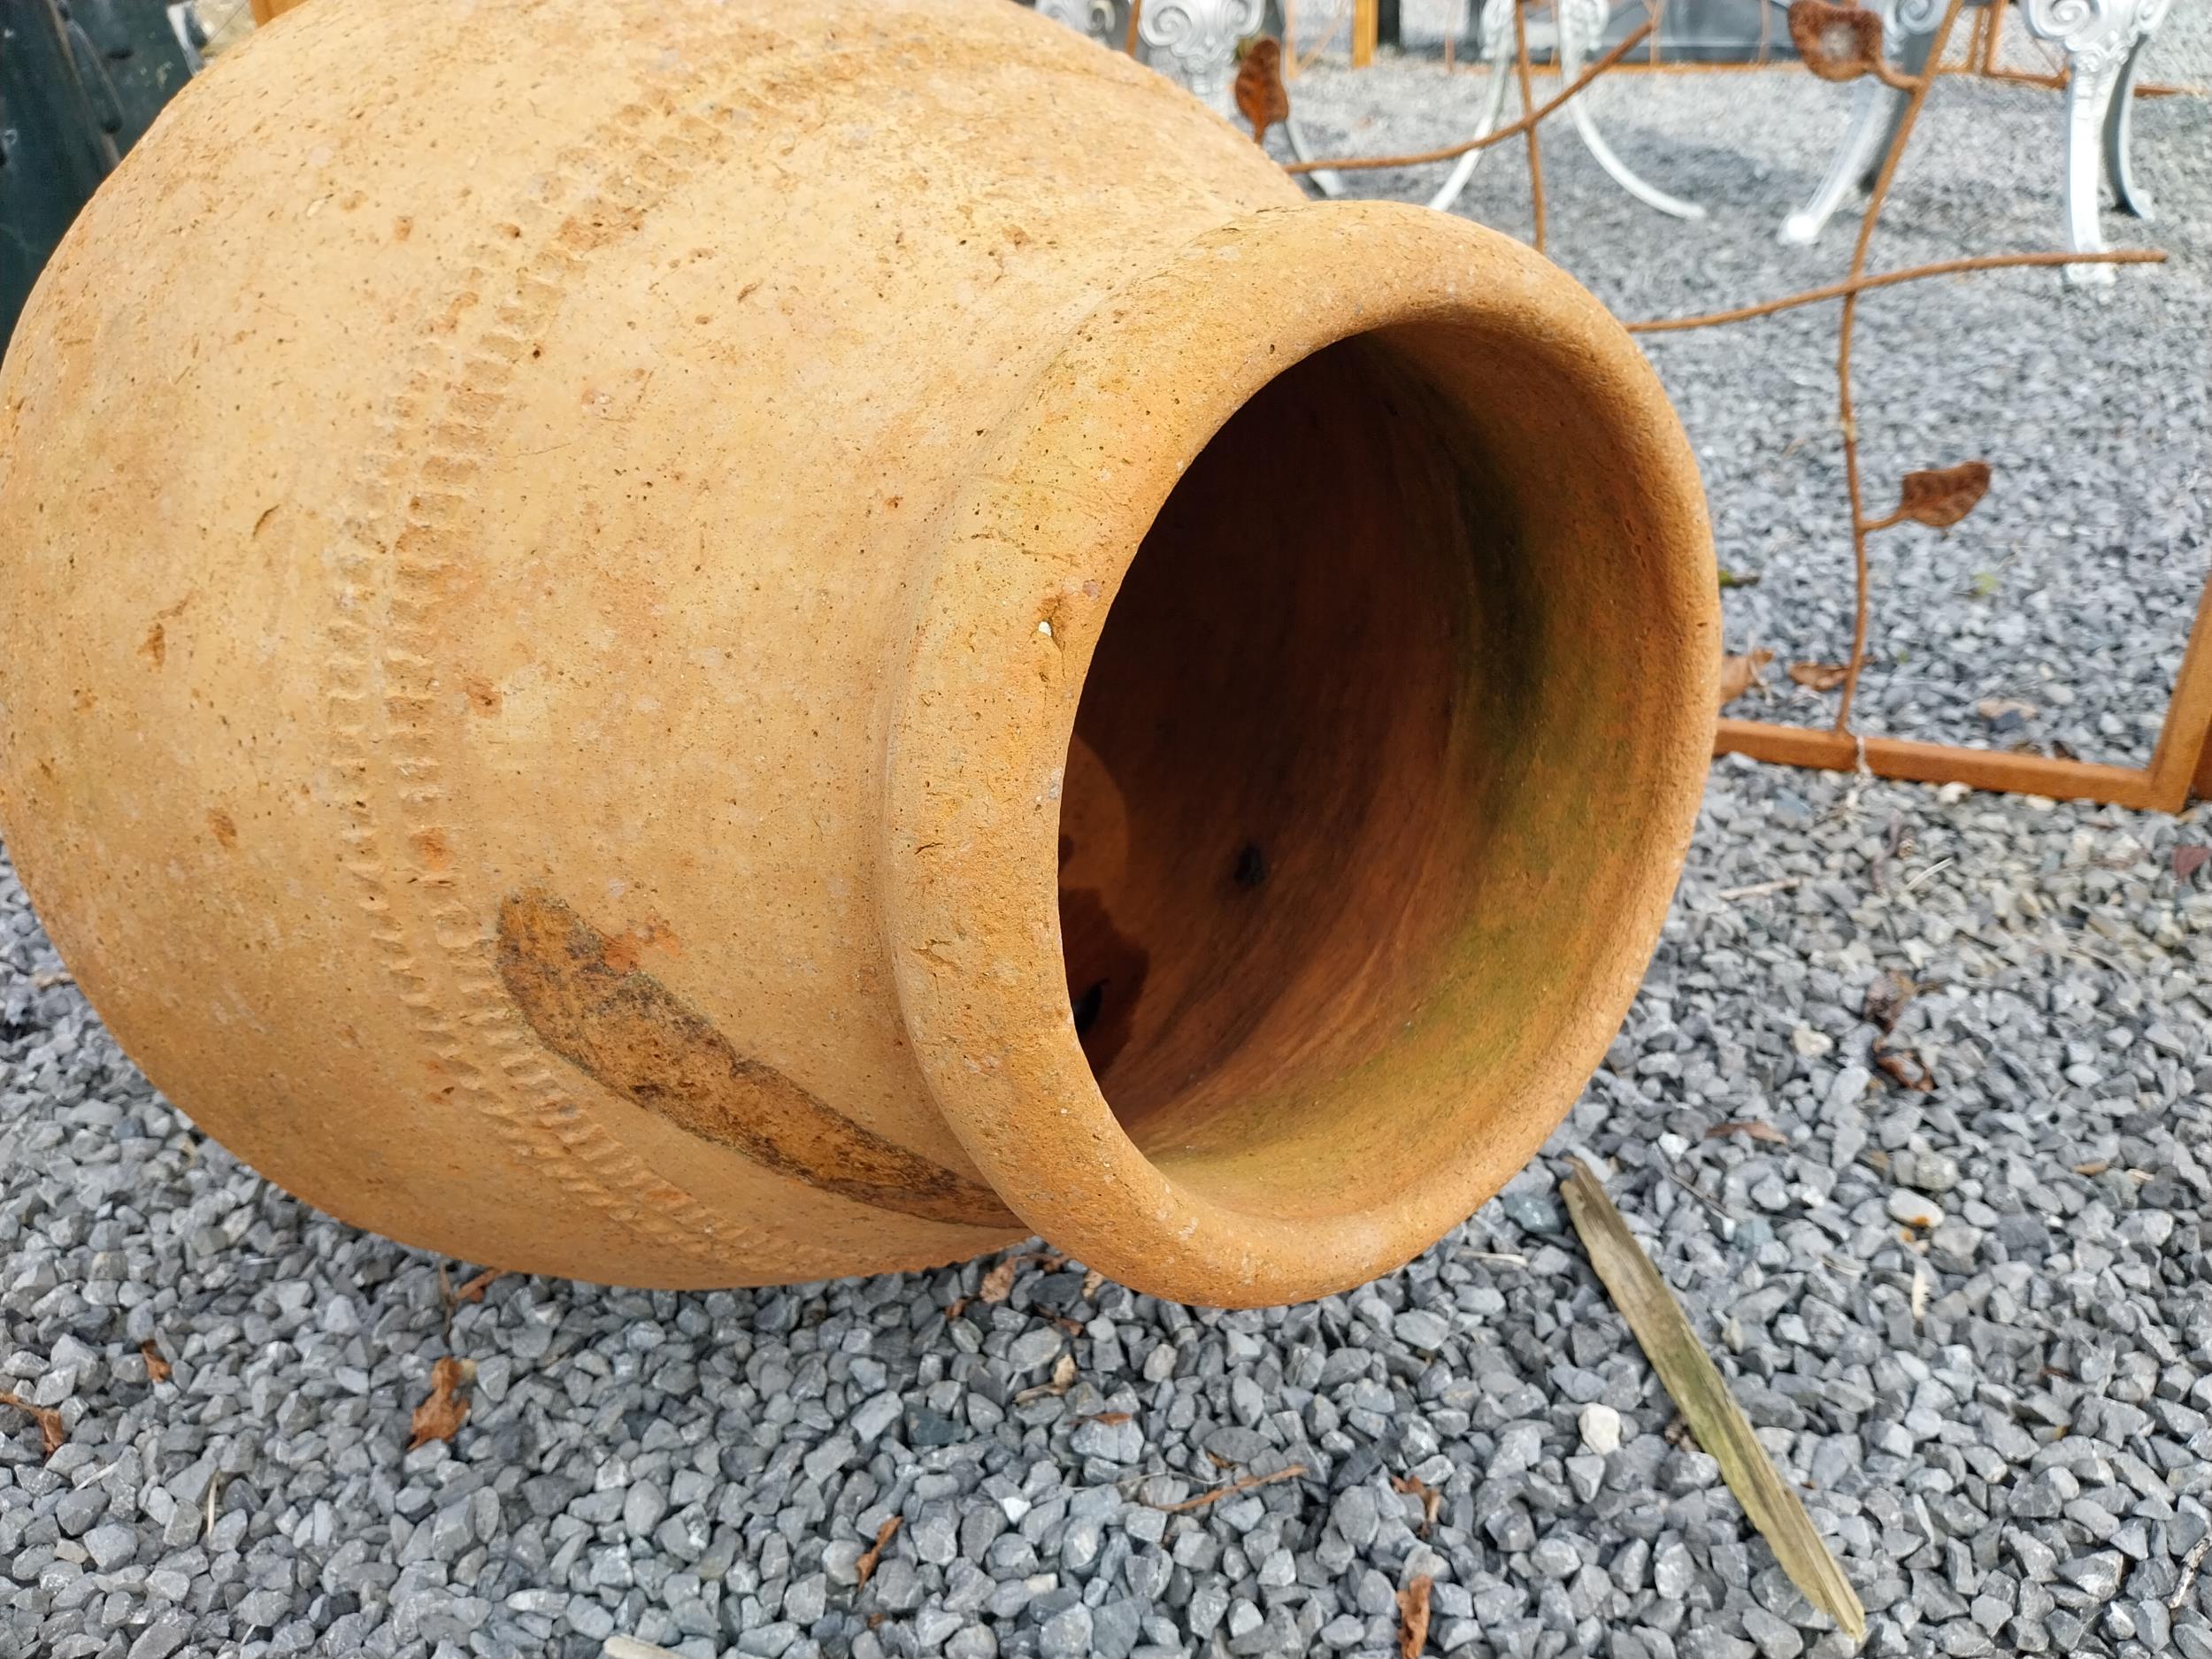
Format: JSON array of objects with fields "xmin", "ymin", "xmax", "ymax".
[{"xmin": 1562, "ymin": 1161, "xmax": 1867, "ymax": 1646}]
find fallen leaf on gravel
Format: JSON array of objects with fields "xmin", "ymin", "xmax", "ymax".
[
  {"xmin": 2072, "ymin": 1160, "xmax": 2110, "ymax": 1177},
  {"xmin": 856, "ymin": 1516, "xmax": 902, "ymax": 1586},
  {"xmin": 1863, "ymin": 969, "xmax": 1916, "ymax": 1033},
  {"xmin": 453, "ymin": 1269, "xmax": 503, "ymax": 1303},
  {"xmin": 1706, "ymin": 1121, "xmax": 1788, "ymax": 1145},
  {"xmin": 978, "ymin": 1257, "xmax": 1018, "ymax": 1304},
  {"xmin": 1719, "ymin": 649, "xmax": 1776, "ymax": 708},
  {"xmin": 1787, "ymin": 662, "xmax": 1849, "ymax": 692},
  {"xmin": 1872, "ymin": 1047, "xmax": 1934, "ymax": 1091},
  {"xmin": 1392, "ymin": 1472, "xmax": 1442, "ymax": 1534},
  {"xmin": 407, "ymin": 1356, "xmax": 472, "ymax": 1450},
  {"xmin": 1081, "ymin": 1268, "xmax": 1104, "ymax": 1300},
  {"xmin": 1562, "ymin": 1159, "xmax": 1865, "ymax": 1644},
  {"xmin": 1894, "ymin": 460, "xmax": 1992, "ymax": 528},
  {"xmin": 1397, "ymin": 1574, "xmax": 1432, "ymax": 1659},
  {"xmin": 1717, "ymin": 567, "xmax": 1763, "ymax": 588},
  {"xmin": 2175, "ymin": 845, "xmax": 2210, "ymax": 882},
  {"xmin": 1085, "ymin": 1411, "xmax": 1133, "ymax": 1425},
  {"xmin": 0, "ymin": 1390, "xmax": 65, "ymax": 1456},
  {"xmin": 1015, "ymin": 1351, "xmax": 1079, "ymax": 1404},
  {"xmin": 141, "ymin": 1341, "xmax": 172, "ymax": 1384}
]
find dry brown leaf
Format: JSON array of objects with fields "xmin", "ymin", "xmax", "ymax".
[
  {"xmin": 1872, "ymin": 1047, "xmax": 1935, "ymax": 1092},
  {"xmin": 2175, "ymin": 845, "xmax": 2210, "ymax": 882},
  {"xmin": 1085, "ymin": 1410, "xmax": 1133, "ymax": 1425},
  {"xmin": 1718, "ymin": 649, "xmax": 1776, "ymax": 708},
  {"xmin": 1233, "ymin": 37, "xmax": 1292, "ymax": 145},
  {"xmin": 406, "ymin": 1356, "xmax": 472, "ymax": 1450},
  {"xmin": 1894, "ymin": 460, "xmax": 1992, "ymax": 529},
  {"xmin": 1863, "ymin": 969, "xmax": 1916, "ymax": 1034},
  {"xmin": 855, "ymin": 1516, "xmax": 902, "ymax": 1587},
  {"xmin": 1788, "ymin": 0, "xmax": 1884, "ymax": 81},
  {"xmin": 453, "ymin": 1269, "xmax": 503, "ymax": 1303},
  {"xmin": 1014, "ymin": 1350, "xmax": 1079, "ymax": 1405},
  {"xmin": 1786, "ymin": 662, "xmax": 1849, "ymax": 692},
  {"xmin": 141, "ymin": 1340, "xmax": 172, "ymax": 1385},
  {"xmin": 1706, "ymin": 1120, "xmax": 1788, "ymax": 1145},
  {"xmin": 1081, "ymin": 1268, "xmax": 1105, "ymax": 1300},
  {"xmin": 0, "ymin": 1390, "xmax": 65, "ymax": 1457},
  {"xmin": 978, "ymin": 1256, "xmax": 1018, "ymax": 1304},
  {"xmin": 1396, "ymin": 1574, "xmax": 1432, "ymax": 1659},
  {"xmin": 2072, "ymin": 1159, "xmax": 2110, "ymax": 1177},
  {"xmin": 1392, "ymin": 1472, "xmax": 1442, "ymax": 1534}
]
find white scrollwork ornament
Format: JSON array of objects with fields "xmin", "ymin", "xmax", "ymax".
[
  {"xmin": 1138, "ymin": 0, "xmax": 1266, "ymax": 110},
  {"xmin": 1033, "ymin": 0, "xmax": 1120, "ymax": 47},
  {"xmin": 2023, "ymin": 0, "xmax": 2133, "ymax": 77}
]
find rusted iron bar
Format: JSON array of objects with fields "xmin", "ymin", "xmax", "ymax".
[
  {"xmin": 1283, "ymin": 19, "xmax": 1655, "ymax": 173},
  {"xmin": 1624, "ymin": 249, "xmax": 2167, "ymax": 333}
]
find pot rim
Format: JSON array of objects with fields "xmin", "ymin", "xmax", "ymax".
[{"xmin": 880, "ymin": 200, "xmax": 1716, "ymax": 1306}]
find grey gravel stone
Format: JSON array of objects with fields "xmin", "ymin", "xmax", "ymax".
[
  {"xmin": 1039, "ymin": 1602, "xmax": 1093, "ymax": 1659},
  {"xmin": 81, "ymin": 1523, "xmax": 136, "ymax": 1571}
]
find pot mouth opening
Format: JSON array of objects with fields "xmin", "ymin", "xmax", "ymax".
[{"xmin": 886, "ymin": 204, "xmax": 1715, "ymax": 1303}]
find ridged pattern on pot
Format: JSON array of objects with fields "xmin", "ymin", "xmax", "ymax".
[
  {"xmin": 318, "ymin": 89, "xmax": 810, "ymax": 1271},
  {"xmin": 0, "ymin": 0, "xmax": 1299, "ymax": 1285}
]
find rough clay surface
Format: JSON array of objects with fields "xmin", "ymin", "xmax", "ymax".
[{"xmin": 5, "ymin": 27, "xmax": 2212, "ymax": 1659}]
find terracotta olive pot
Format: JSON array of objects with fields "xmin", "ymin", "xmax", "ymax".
[{"xmin": 0, "ymin": 0, "xmax": 1717, "ymax": 1306}]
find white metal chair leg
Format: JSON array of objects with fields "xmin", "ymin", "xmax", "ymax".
[
  {"xmin": 2103, "ymin": 28, "xmax": 2153, "ymax": 220},
  {"xmin": 1557, "ymin": 0, "xmax": 1705, "ymax": 220},
  {"xmin": 1283, "ymin": 115, "xmax": 1348, "ymax": 197},
  {"xmin": 2062, "ymin": 45, "xmax": 2124, "ymax": 285},
  {"xmin": 1780, "ymin": 0, "xmax": 1935, "ymax": 244},
  {"xmin": 1425, "ymin": 56, "xmax": 1515, "ymax": 213},
  {"xmin": 1780, "ymin": 74, "xmax": 1902, "ymax": 243}
]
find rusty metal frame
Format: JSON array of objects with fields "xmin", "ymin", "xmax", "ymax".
[
  {"xmin": 1688, "ymin": 0, "xmax": 2207, "ymax": 812},
  {"xmin": 1717, "ymin": 577, "xmax": 2212, "ymax": 810}
]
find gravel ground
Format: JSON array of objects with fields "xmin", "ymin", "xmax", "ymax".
[{"xmin": 5, "ymin": 33, "xmax": 2212, "ymax": 1659}]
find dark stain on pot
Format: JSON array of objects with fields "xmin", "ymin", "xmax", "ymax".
[
  {"xmin": 1233, "ymin": 841, "xmax": 1268, "ymax": 889},
  {"xmin": 1057, "ymin": 886, "xmax": 1147, "ymax": 1079},
  {"xmin": 495, "ymin": 887, "xmax": 1016, "ymax": 1229}
]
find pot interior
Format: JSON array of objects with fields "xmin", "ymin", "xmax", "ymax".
[{"xmin": 1056, "ymin": 323, "xmax": 1689, "ymax": 1223}]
